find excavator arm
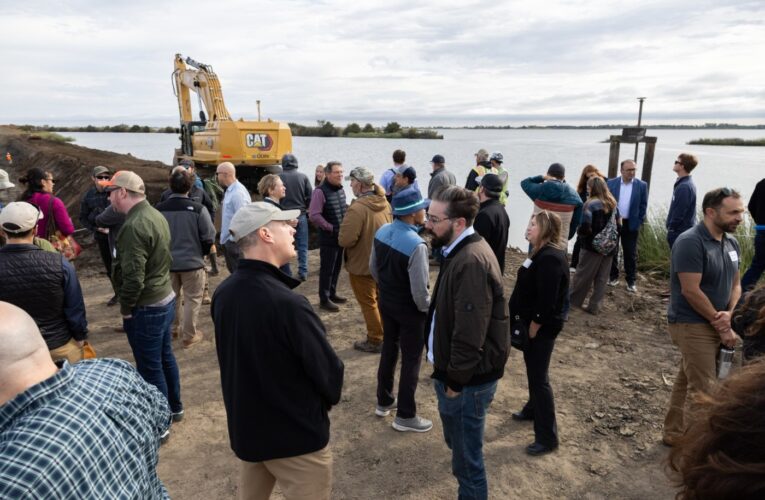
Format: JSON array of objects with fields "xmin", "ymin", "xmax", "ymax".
[{"xmin": 172, "ymin": 54, "xmax": 232, "ymax": 124}]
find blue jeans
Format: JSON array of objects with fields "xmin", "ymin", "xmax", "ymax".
[
  {"xmin": 295, "ymin": 213, "xmax": 309, "ymax": 278},
  {"xmin": 434, "ymin": 379, "xmax": 497, "ymax": 500},
  {"xmin": 741, "ymin": 231, "xmax": 765, "ymax": 291},
  {"xmin": 124, "ymin": 300, "xmax": 182, "ymax": 413}
]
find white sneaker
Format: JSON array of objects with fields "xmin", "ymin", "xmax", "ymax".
[
  {"xmin": 626, "ymin": 284, "xmax": 637, "ymax": 293},
  {"xmin": 375, "ymin": 398, "xmax": 397, "ymax": 417},
  {"xmin": 569, "ymin": 267, "xmax": 576, "ymax": 273},
  {"xmin": 392, "ymin": 415, "xmax": 433, "ymax": 433},
  {"xmin": 608, "ymin": 279, "xmax": 619, "ymax": 287}
]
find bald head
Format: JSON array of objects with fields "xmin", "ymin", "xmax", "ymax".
[
  {"xmin": 0, "ymin": 302, "xmax": 58, "ymax": 405},
  {"xmin": 216, "ymin": 162, "xmax": 237, "ymax": 188}
]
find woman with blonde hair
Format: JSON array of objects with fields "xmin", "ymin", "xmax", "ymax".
[
  {"xmin": 571, "ymin": 164, "xmax": 607, "ymax": 269},
  {"xmin": 257, "ymin": 174, "xmax": 297, "ymax": 275},
  {"xmin": 508, "ymin": 210, "xmax": 570, "ymax": 456},
  {"xmin": 570, "ymin": 176, "xmax": 619, "ymax": 314}
]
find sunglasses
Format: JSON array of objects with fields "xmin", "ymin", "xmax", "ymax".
[
  {"xmin": 674, "ymin": 160, "xmax": 683, "ymax": 165},
  {"xmin": 96, "ymin": 175, "xmax": 111, "ymax": 180}
]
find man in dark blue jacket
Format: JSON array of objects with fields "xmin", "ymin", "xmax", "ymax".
[
  {"xmin": 80, "ymin": 166, "xmax": 117, "ymax": 305},
  {"xmin": 607, "ymin": 159, "xmax": 648, "ymax": 292},
  {"xmin": 212, "ymin": 202, "xmax": 344, "ymax": 500},
  {"xmin": 742, "ymin": 177, "xmax": 765, "ymax": 291},
  {"xmin": 666, "ymin": 154, "xmax": 698, "ymax": 248}
]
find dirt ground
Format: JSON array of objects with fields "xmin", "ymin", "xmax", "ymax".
[
  {"xmin": 2, "ymin": 127, "xmax": 682, "ymax": 498},
  {"xmin": 75, "ymin": 245, "xmax": 681, "ymax": 500}
]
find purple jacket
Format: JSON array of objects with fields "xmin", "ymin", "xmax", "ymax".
[{"xmin": 27, "ymin": 192, "xmax": 75, "ymax": 238}]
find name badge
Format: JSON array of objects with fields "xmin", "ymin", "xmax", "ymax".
[
  {"xmin": 522, "ymin": 258, "xmax": 533, "ymax": 268},
  {"xmin": 729, "ymin": 250, "xmax": 739, "ymax": 262}
]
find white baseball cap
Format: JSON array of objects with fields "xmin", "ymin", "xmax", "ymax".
[
  {"xmin": 0, "ymin": 201, "xmax": 42, "ymax": 233},
  {"xmin": 0, "ymin": 169, "xmax": 14, "ymax": 190},
  {"xmin": 228, "ymin": 202, "xmax": 300, "ymax": 242}
]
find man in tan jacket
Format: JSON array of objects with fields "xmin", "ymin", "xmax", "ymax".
[{"xmin": 339, "ymin": 167, "xmax": 392, "ymax": 353}]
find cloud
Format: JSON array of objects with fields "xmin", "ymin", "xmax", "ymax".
[{"xmin": 4, "ymin": 0, "xmax": 764, "ymax": 125}]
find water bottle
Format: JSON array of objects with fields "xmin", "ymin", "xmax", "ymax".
[{"xmin": 716, "ymin": 345, "xmax": 735, "ymax": 379}]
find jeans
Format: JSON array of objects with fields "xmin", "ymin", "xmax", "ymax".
[
  {"xmin": 295, "ymin": 213, "xmax": 309, "ymax": 278},
  {"xmin": 435, "ymin": 379, "xmax": 497, "ymax": 500},
  {"xmin": 318, "ymin": 244, "xmax": 343, "ymax": 303},
  {"xmin": 124, "ymin": 300, "xmax": 183, "ymax": 413},
  {"xmin": 521, "ymin": 324, "xmax": 561, "ymax": 447},
  {"xmin": 377, "ymin": 303, "xmax": 426, "ymax": 419},
  {"xmin": 610, "ymin": 222, "xmax": 639, "ymax": 285},
  {"xmin": 741, "ymin": 231, "xmax": 765, "ymax": 291}
]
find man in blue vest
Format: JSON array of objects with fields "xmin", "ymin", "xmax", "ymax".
[
  {"xmin": 309, "ymin": 161, "xmax": 348, "ymax": 311},
  {"xmin": 607, "ymin": 159, "xmax": 648, "ymax": 293}
]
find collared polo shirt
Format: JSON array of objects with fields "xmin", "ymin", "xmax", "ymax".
[{"xmin": 668, "ymin": 222, "xmax": 741, "ymax": 324}]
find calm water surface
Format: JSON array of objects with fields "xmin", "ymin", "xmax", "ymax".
[{"xmin": 68, "ymin": 129, "xmax": 764, "ymax": 248}]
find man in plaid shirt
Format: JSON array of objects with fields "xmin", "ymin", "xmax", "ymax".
[{"xmin": 0, "ymin": 301, "xmax": 171, "ymax": 499}]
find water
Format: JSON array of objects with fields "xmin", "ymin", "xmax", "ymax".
[{"xmin": 67, "ymin": 129, "xmax": 764, "ymax": 248}]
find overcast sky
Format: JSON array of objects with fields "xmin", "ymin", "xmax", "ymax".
[{"xmin": 4, "ymin": 0, "xmax": 764, "ymax": 126}]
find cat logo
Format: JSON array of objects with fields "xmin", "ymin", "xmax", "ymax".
[{"xmin": 245, "ymin": 133, "xmax": 273, "ymax": 151}]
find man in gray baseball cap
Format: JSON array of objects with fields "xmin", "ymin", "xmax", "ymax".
[{"xmin": 212, "ymin": 201, "xmax": 344, "ymax": 499}]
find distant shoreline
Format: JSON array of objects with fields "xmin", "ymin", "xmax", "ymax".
[{"xmin": 687, "ymin": 138, "xmax": 765, "ymax": 146}]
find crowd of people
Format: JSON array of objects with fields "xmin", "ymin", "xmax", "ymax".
[{"xmin": 0, "ymin": 146, "xmax": 764, "ymax": 499}]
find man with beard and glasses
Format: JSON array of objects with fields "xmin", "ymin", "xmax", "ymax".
[
  {"xmin": 423, "ymin": 185, "xmax": 509, "ymax": 499},
  {"xmin": 662, "ymin": 187, "xmax": 744, "ymax": 447}
]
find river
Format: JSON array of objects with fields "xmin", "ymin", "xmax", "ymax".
[{"xmin": 66, "ymin": 128, "xmax": 764, "ymax": 248}]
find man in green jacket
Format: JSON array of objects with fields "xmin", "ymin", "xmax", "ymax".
[{"xmin": 105, "ymin": 171, "xmax": 183, "ymax": 440}]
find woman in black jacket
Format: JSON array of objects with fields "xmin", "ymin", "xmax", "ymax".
[
  {"xmin": 509, "ymin": 210, "xmax": 569, "ymax": 456},
  {"xmin": 570, "ymin": 164, "xmax": 606, "ymax": 269}
]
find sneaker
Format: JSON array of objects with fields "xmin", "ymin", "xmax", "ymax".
[
  {"xmin": 202, "ymin": 293, "xmax": 212, "ymax": 305},
  {"xmin": 569, "ymin": 267, "xmax": 576, "ymax": 274},
  {"xmin": 392, "ymin": 415, "xmax": 433, "ymax": 433},
  {"xmin": 607, "ymin": 279, "xmax": 619, "ymax": 287},
  {"xmin": 320, "ymin": 300, "xmax": 340, "ymax": 312},
  {"xmin": 626, "ymin": 284, "xmax": 637, "ymax": 293},
  {"xmin": 298, "ymin": 274, "xmax": 307, "ymax": 282},
  {"xmin": 183, "ymin": 335, "xmax": 203, "ymax": 349},
  {"xmin": 329, "ymin": 295, "xmax": 348, "ymax": 304},
  {"xmin": 375, "ymin": 398, "xmax": 397, "ymax": 417},
  {"xmin": 107, "ymin": 294, "xmax": 119, "ymax": 306},
  {"xmin": 172, "ymin": 409, "xmax": 185, "ymax": 423},
  {"xmin": 159, "ymin": 429, "xmax": 170, "ymax": 445},
  {"xmin": 354, "ymin": 340, "xmax": 382, "ymax": 353}
]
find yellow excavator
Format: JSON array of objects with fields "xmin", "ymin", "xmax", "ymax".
[{"xmin": 171, "ymin": 54, "xmax": 292, "ymax": 189}]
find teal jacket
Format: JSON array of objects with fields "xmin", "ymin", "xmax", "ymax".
[{"xmin": 113, "ymin": 200, "xmax": 173, "ymax": 316}]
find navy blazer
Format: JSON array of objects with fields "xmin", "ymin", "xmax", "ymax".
[{"xmin": 607, "ymin": 176, "xmax": 648, "ymax": 232}]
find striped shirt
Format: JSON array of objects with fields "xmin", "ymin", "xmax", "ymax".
[{"xmin": 0, "ymin": 359, "xmax": 171, "ymax": 499}]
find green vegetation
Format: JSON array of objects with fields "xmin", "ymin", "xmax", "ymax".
[
  {"xmin": 14, "ymin": 124, "xmax": 177, "ymax": 133},
  {"xmin": 288, "ymin": 121, "xmax": 442, "ymax": 139},
  {"xmin": 637, "ymin": 209, "xmax": 755, "ymax": 276},
  {"xmin": 27, "ymin": 131, "xmax": 75, "ymax": 142},
  {"xmin": 687, "ymin": 138, "xmax": 765, "ymax": 146}
]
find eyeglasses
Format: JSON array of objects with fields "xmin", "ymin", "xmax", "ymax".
[
  {"xmin": 96, "ymin": 175, "xmax": 111, "ymax": 180},
  {"xmin": 426, "ymin": 214, "xmax": 453, "ymax": 224},
  {"xmin": 674, "ymin": 160, "xmax": 683, "ymax": 166}
]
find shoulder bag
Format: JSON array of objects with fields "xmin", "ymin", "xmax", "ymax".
[{"xmin": 46, "ymin": 196, "xmax": 82, "ymax": 260}]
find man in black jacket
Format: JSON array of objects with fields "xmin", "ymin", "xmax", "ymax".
[
  {"xmin": 279, "ymin": 153, "xmax": 313, "ymax": 281},
  {"xmin": 0, "ymin": 202, "xmax": 88, "ymax": 363},
  {"xmin": 80, "ymin": 165, "xmax": 118, "ymax": 305},
  {"xmin": 212, "ymin": 202, "xmax": 344, "ymax": 500},
  {"xmin": 473, "ymin": 173, "xmax": 510, "ymax": 275},
  {"xmin": 742, "ymin": 177, "xmax": 765, "ymax": 291},
  {"xmin": 423, "ymin": 186, "xmax": 509, "ymax": 500}
]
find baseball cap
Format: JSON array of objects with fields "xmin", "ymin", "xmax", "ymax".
[
  {"xmin": 92, "ymin": 166, "xmax": 110, "ymax": 177},
  {"xmin": 431, "ymin": 154, "xmax": 445, "ymax": 164},
  {"xmin": 474, "ymin": 148, "xmax": 489, "ymax": 158},
  {"xmin": 101, "ymin": 171, "xmax": 145, "ymax": 194},
  {"xmin": 391, "ymin": 186, "xmax": 430, "ymax": 216},
  {"xmin": 345, "ymin": 166, "xmax": 374, "ymax": 185},
  {"xmin": 0, "ymin": 168, "xmax": 15, "ymax": 190},
  {"xmin": 396, "ymin": 165, "xmax": 417, "ymax": 182},
  {"xmin": 0, "ymin": 201, "xmax": 42, "ymax": 233},
  {"xmin": 228, "ymin": 202, "xmax": 300, "ymax": 242},
  {"xmin": 178, "ymin": 159, "xmax": 195, "ymax": 169},
  {"xmin": 489, "ymin": 152, "xmax": 504, "ymax": 163},
  {"xmin": 477, "ymin": 173, "xmax": 504, "ymax": 195},
  {"xmin": 547, "ymin": 163, "xmax": 566, "ymax": 179}
]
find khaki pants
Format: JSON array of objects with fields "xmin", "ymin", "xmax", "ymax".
[
  {"xmin": 570, "ymin": 248, "xmax": 613, "ymax": 314},
  {"xmin": 239, "ymin": 447, "xmax": 332, "ymax": 500},
  {"xmin": 348, "ymin": 273, "xmax": 384, "ymax": 345},
  {"xmin": 663, "ymin": 322, "xmax": 720, "ymax": 443},
  {"xmin": 49, "ymin": 338, "xmax": 84, "ymax": 364},
  {"xmin": 171, "ymin": 268, "xmax": 206, "ymax": 343}
]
